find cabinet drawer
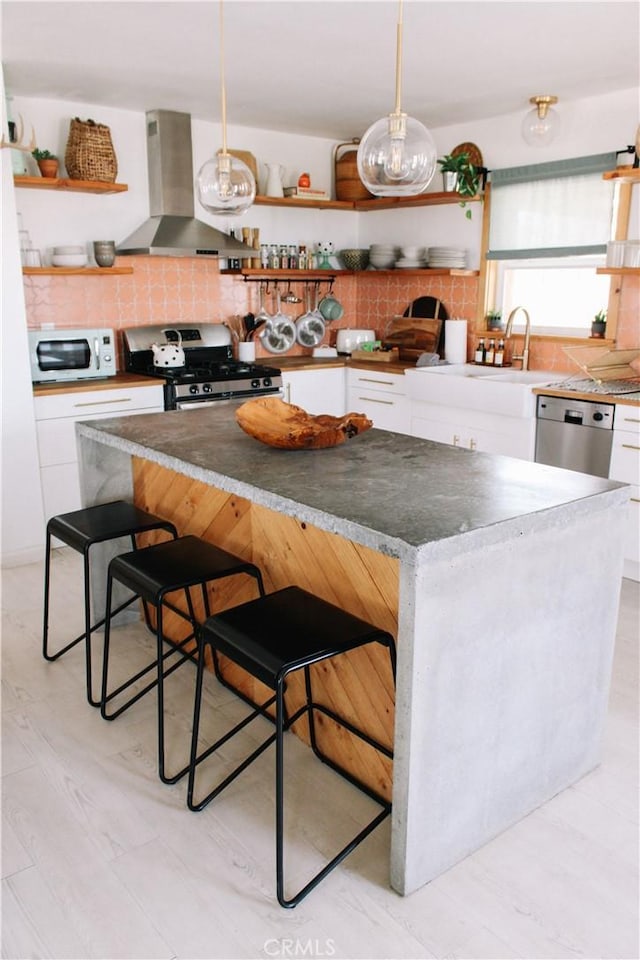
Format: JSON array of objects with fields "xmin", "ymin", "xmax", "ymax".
[
  {"xmin": 347, "ymin": 389, "xmax": 410, "ymax": 434},
  {"xmin": 614, "ymin": 409, "xmax": 640, "ymax": 438},
  {"xmin": 347, "ymin": 369, "xmax": 406, "ymax": 395},
  {"xmin": 34, "ymin": 384, "xmax": 164, "ymax": 421},
  {"xmin": 622, "ymin": 484, "xmax": 640, "ymax": 565},
  {"xmin": 609, "ymin": 434, "xmax": 640, "ymax": 485}
]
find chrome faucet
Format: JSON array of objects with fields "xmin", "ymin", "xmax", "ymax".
[{"xmin": 504, "ymin": 306, "xmax": 531, "ymax": 371}]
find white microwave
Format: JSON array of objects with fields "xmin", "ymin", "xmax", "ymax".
[{"xmin": 29, "ymin": 328, "xmax": 117, "ymax": 383}]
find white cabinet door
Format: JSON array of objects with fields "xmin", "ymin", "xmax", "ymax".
[
  {"xmin": 609, "ymin": 407, "xmax": 640, "ymax": 580},
  {"xmin": 346, "ymin": 368, "xmax": 410, "ymax": 434},
  {"xmin": 34, "ymin": 384, "xmax": 164, "ymax": 525},
  {"xmin": 281, "ymin": 368, "xmax": 346, "ymax": 416}
]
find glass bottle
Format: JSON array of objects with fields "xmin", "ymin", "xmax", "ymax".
[{"xmin": 474, "ymin": 338, "xmax": 486, "ymax": 364}]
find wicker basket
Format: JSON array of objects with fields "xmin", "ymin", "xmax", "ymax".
[{"xmin": 64, "ymin": 118, "xmax": 117, "ymax": 182}]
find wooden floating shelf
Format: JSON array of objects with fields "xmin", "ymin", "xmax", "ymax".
[
  {"xmin": 253, "ymin": 192, "xmax": 483, "ymax": 212},
  {"xmin": 14, "ymin": 175, "xmax": 128, "ymax": 194},
  {"xmin": 602, "ymin": 168, "xmax": 640, "ymax": 184},
  {"xmin": 22, "ymin": 266, "xmax": 133, "ymax": 276},
  {"xmin": 596, "ymin": 267, "xmax": 640, "ymax": 275},
  {"xmin": 222, "ymin": 268, "xmax": 479, "ymax": 279}
]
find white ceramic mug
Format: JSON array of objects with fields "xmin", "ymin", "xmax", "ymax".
[{"xmin": 238, "ymin": 341, "xmax": 256, "ymax": 362}]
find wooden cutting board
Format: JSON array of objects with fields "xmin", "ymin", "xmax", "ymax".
[{"xmin": 383, "ymin": 317, "xmax": 443, "ymax": 360}]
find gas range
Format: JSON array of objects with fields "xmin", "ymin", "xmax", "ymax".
[{"xmin": 122, "ymin": 323, "xmax": 282, "ymax": 410}]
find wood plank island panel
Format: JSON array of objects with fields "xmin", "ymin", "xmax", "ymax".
[{"xmin": 132, "ymin": 456, "xmax": 398, "ymax": 800}]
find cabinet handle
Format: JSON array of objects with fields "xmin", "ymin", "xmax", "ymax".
[
  {"xmin": 630, "ymin": 497, "xmax": 640, "ymax": 503},
  {"xmin": 469, "ymin": 438, "xmax": 477, "ymax": 450},
  {"xmin": 358, "ymin": 377, "xmax": 394, "ymax": 386},
  {"xmin": 73, "ymin": 398, "xmax": 132, "ymax": 408},
  {"xmin": 621, "ymin": 443, "xmax": 640, "ymax": 451},
  {"xmin": 284, "ymin": 383, "xmax": 291, "ymax": 403},
  {"xmin": 452, "ymin": 434, "xmax": 460, "ymax": 446},
  {"xmin": 358, "ymin": 396, "xmax": 393, "ymax": 405},
  {"xmin": 622, "ymin": 417, "xmax": 640, "ymax": 424}
]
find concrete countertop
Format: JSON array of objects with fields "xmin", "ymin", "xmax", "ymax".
[{"xmin": 76, "ymin": 403, "xmax": 625, "ymax": 564}]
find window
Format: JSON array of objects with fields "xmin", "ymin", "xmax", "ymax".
[
  {"xmin": 486, "ymin": 153, "xmax": 616, "ymax": 336},
  {"xmin": 498, "ymin": 256, "xmax": 611, "ymax": 337}
]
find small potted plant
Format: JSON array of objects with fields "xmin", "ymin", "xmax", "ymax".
[
  {"xmin": 591, "ymin": 309, "xmax": 607, "ymax": 338},
  {"xmin": 32, "ymin": 148, "xmax": 59, "ymax": 179},
  {"xmin": 486, "ymin": 309, "xmax": 503, "ymax": 331},
  {"xmin": 438, "ymin": 152, "xmax": 481, "ymax": 219},
  {"xmin": 437, "ymin": 152, "xmax": 480, "ymax": 196}
]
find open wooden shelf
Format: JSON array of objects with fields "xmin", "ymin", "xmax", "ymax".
[
  {"xmin": 596, "ymin": 267, "xmax": 640, "ymax": 275},
  {"xmin": 14, "ymin": 175, "xmax": 128, "ymax": 194},
  {"xmin": 602, "ymin": 167, "xmax": 640, "ymax": 184},
  {"xmin": 22, "ymin": 266, "xmax": 133, "ymax": 276},
  {"xmin": 222, "ymin": 267, "xmax": 479, "ymax": 280},
  {"xmin": 253, "ymin": 191, "xmax": 483, "ymax": 212}
]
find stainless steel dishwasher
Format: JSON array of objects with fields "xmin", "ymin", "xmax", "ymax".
[{"xmin": 535, "ymin": 395, "xmax": 615, "ymax": 477}]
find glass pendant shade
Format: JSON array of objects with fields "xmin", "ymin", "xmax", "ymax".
[
  {"xmin": 196, "ymin": 151, "xmax": 256, "ymax": 217},
  {"xmin": 522, "ymin": 97, "xmax": 560, "ymax": 147},
  {"xmin": 357, "ymin": 112, "xmax": 437, "ymax": 197}
]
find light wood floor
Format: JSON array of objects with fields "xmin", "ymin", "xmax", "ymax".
[{"xmin": 2, "ymin": 550, "xmax": 638, "ymax": 960}]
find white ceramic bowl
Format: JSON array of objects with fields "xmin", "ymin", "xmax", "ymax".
[
  {"xmin": 53, "ymin": 245, "xmax": 85, "ymax": 255},
  {"xmin": 52, "ymin": 254, "xmax": 88, "ymax": 267}
]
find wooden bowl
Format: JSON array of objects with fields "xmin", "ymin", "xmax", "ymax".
[{"xmin": 235, "ymin": 397, "xmax": 373, "ymax": 450}]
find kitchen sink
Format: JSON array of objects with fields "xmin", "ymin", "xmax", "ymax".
[
  {"xmin": 416, "ymin": 363, "xmax": 500, "ymax": 378},
  {"xmin": 484, "ymin": 369, "xmax": 558, "ymax": 385},
  {"xmin": 405, "ymin": 365, "xmax": 560, "ymax": 417}
]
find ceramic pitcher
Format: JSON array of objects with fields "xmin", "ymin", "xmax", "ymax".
[{"xmin": 265, "ymin": 163, "xmax": 285, "ymax": 198}]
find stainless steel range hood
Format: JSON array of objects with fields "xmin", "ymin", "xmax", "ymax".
[{"xmin": 117, "ymin": 110, "xmax": 256, "ymax": 259}]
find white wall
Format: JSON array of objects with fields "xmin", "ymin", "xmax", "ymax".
[
  {"xmin": 1, "ymin": 70, "xmax": 46, "ymax": 565},
  {"xmin": 3, "ymin": 84, "xmax": 638, "ymax": 565}
]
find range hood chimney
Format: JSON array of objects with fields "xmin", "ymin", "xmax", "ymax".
[{"xmin": 117, "ymin": 110, "xmax": 256, "ymax": 259}]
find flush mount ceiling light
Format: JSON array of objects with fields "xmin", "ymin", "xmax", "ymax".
[
  {"xmin": 522, "ymin": 95, "xmax": 560, "ymax": 147},
  {"xmin": 357, "ymin": 0, "xmax": 437, "ymax": 197},
  {"xmin": 196, "ymin": 0, "xmax": 256, "ymax": 216}
]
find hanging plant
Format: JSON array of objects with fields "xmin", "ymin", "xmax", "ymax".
[{"xmin": 437, "ymin": 152, "xmax": 480, "ymax": 219}]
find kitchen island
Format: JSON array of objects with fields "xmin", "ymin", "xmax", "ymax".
[{"xmin": 76, "ymin": 404, "xmax": 628, "ymax": 897}]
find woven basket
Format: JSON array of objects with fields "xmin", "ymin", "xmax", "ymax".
[{"xmin": 64, "ymin": 118, "xmax": 117, "ymax": 182}]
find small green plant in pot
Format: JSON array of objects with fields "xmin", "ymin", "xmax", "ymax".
[
  {"xmin": 486, "ymin": 309, "xmax": 503, "ymax": 331},
  {"xmin": 591, "ymin": 309, "xmax": 607, "ymax": 339},
  {"xmin": 32, "ymin": 148, "xmax": 59, "ymax": 178},
  {"xmin": 437, "ymin": 152, "xmax": 480, "ymax": 219}
]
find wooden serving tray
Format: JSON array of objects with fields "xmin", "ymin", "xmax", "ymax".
[{"xmin": 351, "ymin": 348, "xmax": 400, "ymax": 363}]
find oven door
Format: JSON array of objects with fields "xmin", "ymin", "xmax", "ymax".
[{"xmin": 171, "ymin": 389, "xmax": 283, "ymax": 411}]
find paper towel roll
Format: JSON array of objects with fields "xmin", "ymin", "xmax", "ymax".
[{"xmin": 444, "ymin": 318, "xmax": 468, "ymax": 364}]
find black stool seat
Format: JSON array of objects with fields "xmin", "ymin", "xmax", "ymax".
[
  {"xmin": 48, "ymin": 501, "xmax": 176, "ymax": 553},
  {"xmin": 101, "ymin": 534, "xmax": 265, "ymax": 785},
  {"xmin": 43, "ymin": 499, "xmax": 177, "ymax": 706},
  {"xmin": 188, "ymin": 585, "xmax": 396, "ymax": 909}
]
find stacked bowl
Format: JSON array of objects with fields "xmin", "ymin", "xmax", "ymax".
[
  {"xmin": 52, "ymin": 244, "xmax": 88, "ymax": 268},
  {"xmin": 369, "ymin": 244, "xmax": 398, "ymax": 269},
  {"xmin": 396, "ymin": 245, "xmax": 427, "ymax": 269}
]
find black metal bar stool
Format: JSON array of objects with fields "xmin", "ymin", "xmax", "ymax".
[
  {"xmin": 100, "ymin": 534, "xmax": 265, "ymax": 785},
  {"xmin": 187, "ymin": 585, "xmax": 396, "ymax": 909},
  {"xmin": 43, "ymin": 500, "xmax": 178, "ymax": 706}
]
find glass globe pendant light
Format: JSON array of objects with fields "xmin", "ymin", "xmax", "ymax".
[
  {"xmin": 196, "ymin": 0, "xmax": 256, "ymax": 216},
  {"xmin": 521, "ymin": 95, "xmax": 560, "ymax": 147},
  {"xmin": 357, "ymin": 0, "xmax": 437, "ymax": 197}
]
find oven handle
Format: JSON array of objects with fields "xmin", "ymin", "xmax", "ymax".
[{"xmin": 174, "ymin": 389, "xmax": 283, "ymax": 412}]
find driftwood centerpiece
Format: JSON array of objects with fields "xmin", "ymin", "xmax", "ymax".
[{"xmin": 235, "ymin": 397, "xmax": 373, "ymax": 450}]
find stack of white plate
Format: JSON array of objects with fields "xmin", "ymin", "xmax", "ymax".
[
  {"xmin": 52, "ymin": 244, "xmax": 88, "ymax": 268},
  {"xmin": 369, "ymin": 244, "xmax": 398, "ymax": 269},
  {"xmin": 427, "ymin": 246, "xmax": 466, "ymax": 268},
  {"xmin": 396, "ymin": 245, "xmax": 427, "ymax": 269}
]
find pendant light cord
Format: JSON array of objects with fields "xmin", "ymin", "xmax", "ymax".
[
  {"xmin": 394, "ymin": 0, "xmax": 403, "ymax": 116},
  {"xmin": 219, "ymin": 0, "xmax": 228, "ymax": 155}
]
